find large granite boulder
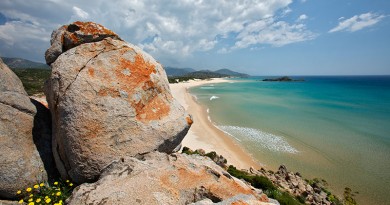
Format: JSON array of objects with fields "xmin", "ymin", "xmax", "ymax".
[
  {"xmin": 45, "ymin": 22, "xmax": 192, "ymax": 184},
  {"xmin": 0, "ymin": 58, "xmax": 48, "ymax": 199},
  {"xmin": 67, "ymin": 152, "xmax": 276, "ymax": 205}
]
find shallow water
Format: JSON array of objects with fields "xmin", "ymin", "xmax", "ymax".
[{"xmin": 190, "ymin": 76, "xmax": 390, "ymax": 205}]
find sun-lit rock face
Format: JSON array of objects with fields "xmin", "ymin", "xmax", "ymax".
[
  {"xmin": 45, "ymin": 22, "xmax": 192, "ymax": 184},
  {"xmin": 0, "ymin": 58, "xmax": 48, "ymax": 199},
  {"xmin": 67, "ymin": 152, "xmax": 275, "ymax": 205}
]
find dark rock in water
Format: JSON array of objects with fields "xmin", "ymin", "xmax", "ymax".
[
  {"xmin": 262, "ymin": 76, "xmax": 304, "ymax": 82},
  {"xmin": 45, "ymin": 21, "xmax": 192, "ymax": 184},
  {"xmin": 0, "ymin": 58, "xmax": 48, "ymax": 199}
]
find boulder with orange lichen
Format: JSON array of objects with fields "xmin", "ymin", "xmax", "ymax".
[
  {"xmin": 44, "ymin": 22, "xmax": 192, "ymax": 184},
  {"xmin": 45, "ymin": 21, "xmax": 122, "ymax": 65},
  {"xmin": 67, "ymin": 152, "xmax": 277, "ymax": 205}
]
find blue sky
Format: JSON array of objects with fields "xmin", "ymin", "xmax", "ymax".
[{"xmin": 0, "ymin": 0, "xmax": 389, "ymax": 75}]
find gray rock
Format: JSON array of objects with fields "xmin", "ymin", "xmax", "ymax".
[
  {"xmin": 0, "ymin": 200, "xmax": 19, "ymax": 205},
  {"xmin": 0, "ymin": 58, "xmax": 47, "ymax": 199},
  {"xmin": 45, "ymin": 22, "xmax": 192, "ymax": 183},
  {"xmin": 67, "ymin": 152, "xmax": 272, "ymax": 205}
]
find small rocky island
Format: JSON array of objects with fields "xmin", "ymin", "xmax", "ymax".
[{"xmin": 263, "ymin": 76, "xmax": 304, "ymax": 82}]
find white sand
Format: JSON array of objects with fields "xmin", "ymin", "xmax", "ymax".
[{"xmin": 170, "ymin": 78, "xmax": 260, "ymax": 170}]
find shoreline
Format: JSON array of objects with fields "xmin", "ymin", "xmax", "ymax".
[{"xmin": 169, "ymin": 78, "xmax": 260, "ymax": 170}]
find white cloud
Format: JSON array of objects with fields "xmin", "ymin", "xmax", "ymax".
[
  {"xmin": 232, "ymin": 17, "xmax": 317, "ymax": 50},
  {"xmin": 329, "ymin": 12, "xmax": 385, "ymax": 33},
  {"xmin": 72, "ymin": 6, "xmax": 89, "ymax": 20},
  {"xmin": 0, "ymin": 0, "xmax": 319, "ymax": 63},
  {"xmin": 297, "ymin": 14, "xmax": 308, "ymax": 21}
]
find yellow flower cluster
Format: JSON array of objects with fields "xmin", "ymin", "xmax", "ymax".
[{"xmin": 16, "ymin": 179, "xmax": 72, "ymax": 205}]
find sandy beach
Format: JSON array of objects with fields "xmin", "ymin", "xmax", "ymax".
[{"xmin": 169, "ymin": 78, "xmax": 260, "ymax": 170}]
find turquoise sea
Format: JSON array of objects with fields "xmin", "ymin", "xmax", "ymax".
[{"xmin": 190, "ymin": 76, "xmax": 390, "ymax": 205}]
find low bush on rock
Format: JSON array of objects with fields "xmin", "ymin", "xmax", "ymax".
[{"xmin": 227, "ymin": 165, "xmax": 303, "ymax": 205}]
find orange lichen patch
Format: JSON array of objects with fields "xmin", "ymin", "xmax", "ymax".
[
  {"xmin": 159, "ymin": 166, "xmax": 257, "ymax": 202},
  {"xmin": 98, "ymin": 88, "xmax": 120, "ymax": 98},
  {"xmin": 68, "ymin": 33, "xmax": 79, "ymax": 44},
  {"xmin": 186, "ymin": 116, "xmax": 193, "ymax": 125},
  {"xmin": 231, "ymin": 201, "xmax": 249, "ymax": 205},
  {"xmin": 111, "ymin": 52, "xmax": 170, "ymax": 122},
  {"xmin": 259, "ymin": 194, "xmax": 269, "ymax": 202},
  {"xmin": 136, "ymin": 96, "xmax": 170, "ymax": 121},
  {"xmin": 116, "ymin": 53, "xmax": 157, "ymax": 87},
  {"xmin": 73, "ymin": 21, "xmax": 117, "ymax": 36},
  {"xmin": 207, "ymin": 176, "xmax": 255, "ymax": 199},
  {"xmin": 88, "ymin": 67, "xmax": 95, "ymax": 77}
]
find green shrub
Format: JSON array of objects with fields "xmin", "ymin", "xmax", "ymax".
[{"xmin": 227, "ymin": 165, "xmax": 302, "ymax": 205}]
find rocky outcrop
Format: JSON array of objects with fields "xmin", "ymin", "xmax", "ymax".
[
  {"xmin": 45, "ymin": 21, "xmax": 122, "ymax": 65},
  {"xmin": 0, "ymin": 58, "xmax": 48, "ymax": 199},
  {"xmin": 67, "ymin": 152, "xmax": 275, "ymax": 205},
  {"xmin": 45, "ymin": 22, "xmax": 192, "ymax": 184},
  {"xmin": 259, "ymin": 165, "xmax": 335, "ymax": 205}
]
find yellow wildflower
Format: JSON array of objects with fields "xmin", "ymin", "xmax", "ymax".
[
  {"xmin": 45, "ymin": 196, "xmax": 48, "ymax": 199},
  {"xmin": 18, "ymin": 199, "xmax": 24, "ymax": 204},
  {"xmin": 28, "ymin": 198, "xmax": 33, "ymax": 202},
  {"xmin": 40, "ymin": 183, "xmax": 44, "ymax": 187},
  {"xmin": 26, "ymin": 187, "xmax": 32, "ymax": 192},
  {"xmin": 54, "ymin": 181, "xmax": 58, "ymax": 185},
  {"xmin": 56, "ymin": 191, "xmax": 61, "ymax": 196},
  {"xmin": 45, "ymin": 198, "xmax": 51, "ymax": 203},
  {"xmin": 28, "ymin": 202, "xmax": 35, "ymax": 205},
  {"xmin": 16, "ymin": 190, "xmax": 21, "ymax": 194},
  {"xmin": 59, "ymin": 200, "xmax": 63, "ymax": 204},
  {"xmin": 34, "ymin": 184, "xmax": 39, "ymax": 189},
  {"xmin": 69, "ymin": 183, "xmax": 73, "ymax": 186},
  {"xmin": 66, "ymin": 180, "xmax": 69, "ymax": 183},
  {"xmin": 29, "ymin": 194, "xmax": 33, "ymax": 197},
  {"xmin": 36, "ymin": 198, "xmax": 41, "ymax": 203}
]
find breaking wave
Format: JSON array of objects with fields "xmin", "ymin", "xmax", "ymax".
[
  {"xmin": 218, "ymin": 126, "xmax": 298, "ymax": 154},
  {"xmin": 210, "ymin": 96, "xmax": 219, "ymax": 101}
]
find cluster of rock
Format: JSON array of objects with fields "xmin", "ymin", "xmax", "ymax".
[
  {"xmin": 253, "ymin": 165, "xmax": 336, "ymax": 205},
  {"xmin": 0, "ymin": 21, "xmax": 279, "ymax": 205}
]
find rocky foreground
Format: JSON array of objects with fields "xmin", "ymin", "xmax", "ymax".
[{"xmin": 0, "ymin": 21, "xmax": 278, "ymax": 205}]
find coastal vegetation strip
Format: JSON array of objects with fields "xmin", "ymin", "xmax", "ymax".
[{"xmin": 182, "ymin": 147, "xmax": 357, "ymax": 205}]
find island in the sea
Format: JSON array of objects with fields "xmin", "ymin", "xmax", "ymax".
[{"xmin": 263, "ymin": 76, "xmax": 304, "ymax": 82}]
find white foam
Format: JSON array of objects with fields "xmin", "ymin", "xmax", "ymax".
[
  {"xmin": 218, "ymin": 126, "xmax": 298, "ymax": 154},
  {"xmin": 210, "ymin": 96, "xmax": 219, "ymax": 101},
  {"xmin": 200, "ymin": 86, "xmax": 215, "ymax": 89},
  {"xmin": 206, "ymin": 108, "xmax": 210, "ymax": 113}
]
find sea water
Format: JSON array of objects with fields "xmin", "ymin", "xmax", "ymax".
[{"xmin": 190, "ymin": 76, "xmax": 390, "ymax": 205}]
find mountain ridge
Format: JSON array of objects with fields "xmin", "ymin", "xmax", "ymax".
[
  {"xmin": 165, "ymin": 66, "xmax": 249, "ymax": 78},
  {"xmin": 1, "ymin": 57, "xmax": 49, "ymax": 69}
]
